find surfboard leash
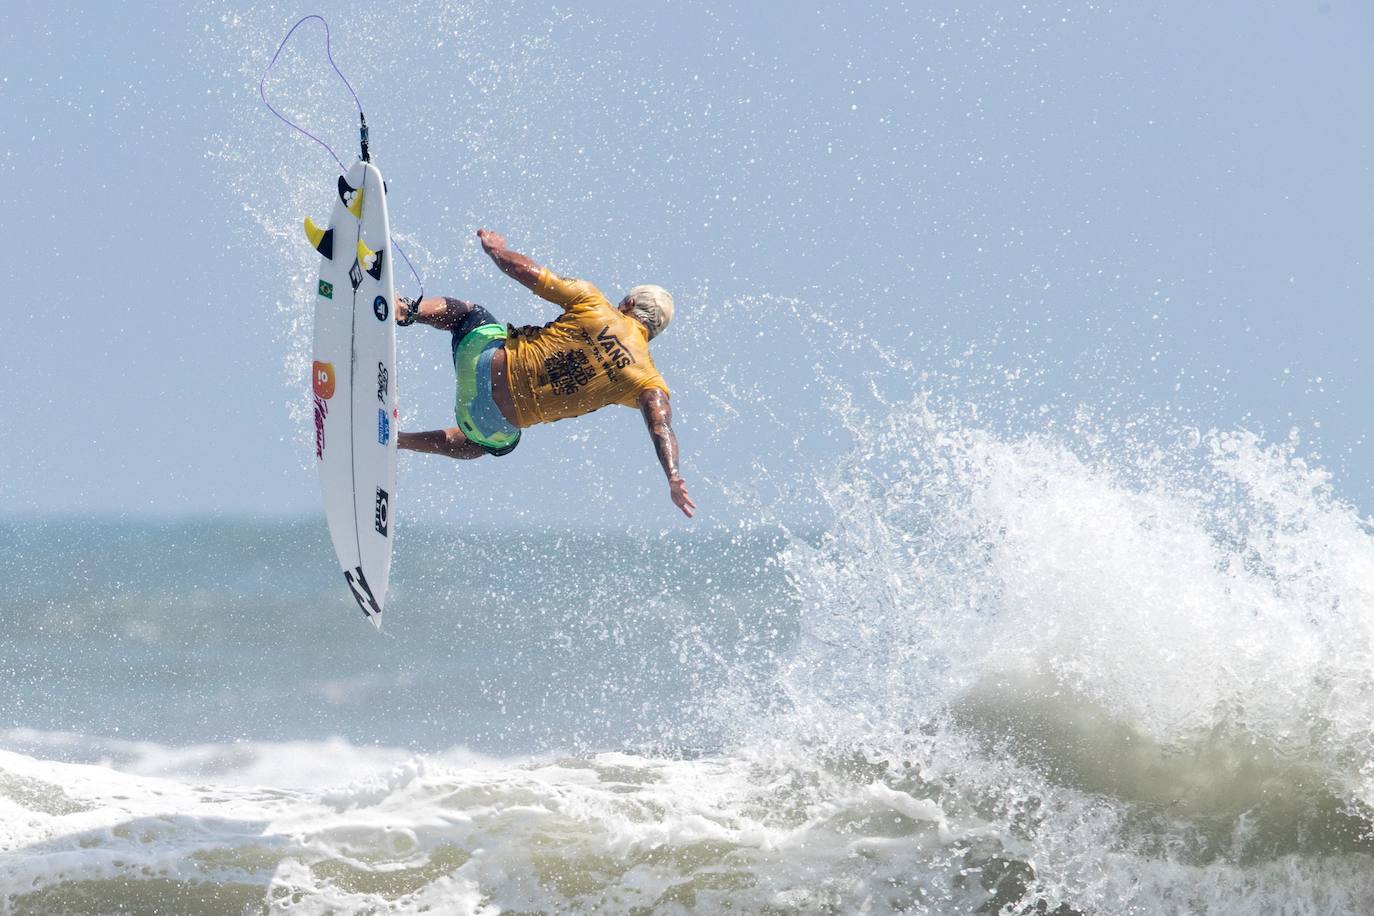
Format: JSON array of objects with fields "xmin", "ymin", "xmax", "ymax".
[
  {"xmin": 258, "ymin": 15, "xmax": 362, "ymax": 172},
  {"xmin": 258, "ymin": 14, "xmax": 425, "ymax": 301}
]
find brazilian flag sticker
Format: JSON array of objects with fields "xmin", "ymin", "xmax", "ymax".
[{"xmin": 318, "ymin": 279, "xmax": 334, "ymax": 299}]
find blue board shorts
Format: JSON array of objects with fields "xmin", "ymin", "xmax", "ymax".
[{"xmin": 449, "ymin": 303, "xmax": 521, "ymax": 457}]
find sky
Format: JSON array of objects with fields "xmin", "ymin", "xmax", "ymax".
[{"xmin": 2, "ymin": 0, "xmax": 1371, "ymax": 528}]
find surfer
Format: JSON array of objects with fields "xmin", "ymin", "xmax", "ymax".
[{"xmin": 395, "ymin": 229, "xmax": 696, "ymax": 518}]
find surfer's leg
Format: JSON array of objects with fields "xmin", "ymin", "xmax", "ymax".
[
  {"xmin": 401, "ymin": 296, "xmax": 479, "ymax": 331},
  {"xmin": 397, "ymin": 427, "xmax": 487, "ymax": 459}
]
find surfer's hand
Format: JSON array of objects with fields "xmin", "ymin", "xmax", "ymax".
[
  {"xmin": 477, "ymin": 228, "xmax": 506, "ymax": 252},
  {"xmin": 479, "ymin": 230, "xmax": 544, "ymax": 290},
  {"xmin": 669, "ymin": 477, "xmax": 696, "ymax": 519}
]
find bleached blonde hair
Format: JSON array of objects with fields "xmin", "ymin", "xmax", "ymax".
[{"xmin": 622, "ymin": 285, "xmax": 675, "ymax": 338}]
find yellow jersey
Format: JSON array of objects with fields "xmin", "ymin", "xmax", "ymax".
[{"xmin": 504, "ymin": 269, "xmax": 670, "ymax": 428}]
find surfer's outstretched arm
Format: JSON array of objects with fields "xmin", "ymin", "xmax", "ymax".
[
  {"xmin": 477, "ymin": 228, "xmax": 542, "ymax": 291},
  {"xmin": 397, "ymin": 428, "xmax": 486, "ymax": 460},
  {"xmin": 639, "ymin": 389, "xmax": 696, "ymax": 518}
]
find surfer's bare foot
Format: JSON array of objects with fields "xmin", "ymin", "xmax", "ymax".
[
  {"xmin": 398, "ymin": 296, "xmax": 477, "ymax": 331},
  {"xmin": 396, "ymin": 296, "xmax": 447, "ymax": 328}
]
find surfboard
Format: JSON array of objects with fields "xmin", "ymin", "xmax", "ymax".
[{"xmin": 306, "ymin": 160, "xmax": 397, "ymax": 629}]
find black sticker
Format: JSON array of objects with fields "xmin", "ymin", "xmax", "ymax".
[
  {"xmin": 373, "ymin": 295, "xmax": 388, "ymax": 321},
  {"xmin": 374, "ymin": 487, "xmax": 389, "ymax": 537},
  {"xmin": 349, "ymin": 260, "xmax": 363, "ymax": 290},
  {"xmin": 344, "ymin": 566, "xmax": 381, "ymax": 619},
  {"xmin": 376, "ymin": 362, "xmax": 389, "ymax": 403}
]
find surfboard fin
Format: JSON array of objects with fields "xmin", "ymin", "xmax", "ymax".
[
  {"xmin": 303, "ymin": 217, "xmax": 334, "ymax": 259},
  {"xmin": 356, "ymin": 239, "xmax": 385, "ymax": 281},
  {"xmin": 337, "ymin": 175, "xmax": 364, "ymax": 218}
]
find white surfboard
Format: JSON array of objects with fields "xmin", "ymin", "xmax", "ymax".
[{"xmin": 306, "ymin": 160, "xmax": 397, "ymax": 629}]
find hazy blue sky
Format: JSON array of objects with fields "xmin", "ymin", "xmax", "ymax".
[{"xmin": 2, "ymin": 1, "xmax": 1371, "ymax": 528}]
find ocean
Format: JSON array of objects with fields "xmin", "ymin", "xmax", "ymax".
[
  {"xmin": 6, "ymin": 6, "xmax": 1372, "ymax": 910},
  {"xmin": 5, "ymin": 408, "xmax": 1374, "ymax": 914}
]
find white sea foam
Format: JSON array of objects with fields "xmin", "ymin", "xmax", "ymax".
[
  {"xmin": 0, "ymin": 736, "xmax": 999, "ymax": 915},
  {"xmin": 746, "ymin": 397, "xmax": 1374, "ymax": 913},
  {"xmin": 0, "ymin": 729, "xmax": 508, "ymax": 790}
]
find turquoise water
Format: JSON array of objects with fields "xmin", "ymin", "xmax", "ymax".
[{"xmin": 1, "ymin": 520, "xmax": 795, "ymax": 755}]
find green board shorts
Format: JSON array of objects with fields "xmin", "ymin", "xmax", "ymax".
[{"xmin": 450, "ymin": 305, "xmax": 521, "ymax": 457}]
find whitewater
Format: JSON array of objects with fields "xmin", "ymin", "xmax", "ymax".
[{"xmin": 6, "ymin": 414, "xmax": 1374, "ymax": 913}]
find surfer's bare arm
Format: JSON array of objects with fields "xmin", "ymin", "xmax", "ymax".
[
  {"xmin": 477, "ymin": 228, "xmax": 542, "ymax": 291},
  {"xmin": 639, "ymin": 389, "xmax": 696, "ymax": 518},
  {"xmin": 397, "ymin": 428, "xmax": 486, "ymax": 460}
]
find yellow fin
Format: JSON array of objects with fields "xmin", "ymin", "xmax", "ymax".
[
  {"xmin": 303, "ymin": 217, "xmax": 333, "ymax": 259},
  {"xmin": 356, "ymin": 239, "xmax": 377, "ymax": 269},
  {"xmin": 304, "ymin": 216, "xmax": 325, "ymax": 248}
]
